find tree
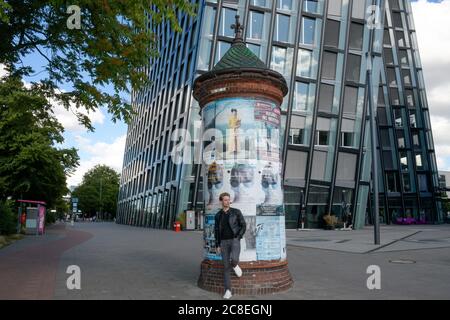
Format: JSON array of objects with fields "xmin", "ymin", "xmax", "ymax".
[
  {"xmin": 72, "ymin": 165, "xmax": 120, "ymax": 219},
  {"xmin": 0, "ymin": 73, "xmax": 79, "ymax": 207},
  {"xmin": 0, "ymin": 0, "xmax": 197, "ymax": 130}
]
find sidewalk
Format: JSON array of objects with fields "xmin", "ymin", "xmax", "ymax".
[
  {"xmin": 1, "ymin": 221, "xmax": 450, "ymax": 299},
  {"xmin": 286, "ymin": 224, "xmax": 450, "ymax": 253}
]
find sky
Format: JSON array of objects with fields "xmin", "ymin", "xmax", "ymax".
[{"xmin": 1, "ymin": 0, "xmax": 449, "ymax": 188}]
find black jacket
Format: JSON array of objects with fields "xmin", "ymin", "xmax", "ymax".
[{"xmin": 214, "ymin": 207, "xmax": 246, "ymax": 248}]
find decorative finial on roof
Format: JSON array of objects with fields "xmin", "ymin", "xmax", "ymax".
[{"xmin": 231, "ymin": 15, "xmax": 244, "ymax": 44}]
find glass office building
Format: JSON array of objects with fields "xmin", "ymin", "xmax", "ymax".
[{"xmin": 116, "ymin": 0, "xmax": 444, "ymax": 230}]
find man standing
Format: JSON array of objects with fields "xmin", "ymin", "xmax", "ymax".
[{"xmin": 215, "ymin": 192, "xmax": 246, "ymax": 299}]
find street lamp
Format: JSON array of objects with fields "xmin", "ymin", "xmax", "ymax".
[
  {"xmin": 366, "ymin": 52, "xmax": 380, "ymax": 245},
  {"xmin": 296, "ymin": 190, "xmax": 307, "ymax": 230}
]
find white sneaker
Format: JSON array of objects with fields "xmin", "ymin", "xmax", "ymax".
[
  {"xmin": 223, "ymin": 290, "xmax": 232, "ymax": 299},
  {"xmin": 233, "ymin": 265, "xmax": 242, "ymax": 277}
]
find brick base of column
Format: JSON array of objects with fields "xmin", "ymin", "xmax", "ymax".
[{"xmin": 198, "ymin": 259, "xmax": 293, "ymax": 295}]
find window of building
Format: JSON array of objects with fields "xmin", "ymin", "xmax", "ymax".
[
  {"xmin": 251, "ymin": 0, "xmax": 272, "ymax": 8},
  {"xmin": 294, "ymin": 81, "xmax": 316, "ymax": 111},
  {"xmin": 405, "ymin": 89, "xmax": 414, "ymax": 107},
  {"xmin": 410, "ymin": 112, "xmax": 417, "ymax": 128},
  {"xmin": 289, "ymin": 128, "xmax": 305, "ymax": 145},
  {"xmin": 390, "ymin": 0, "xmax": 400, "ymax": 10},
  {"xmin": 349, "ymin": 22, "xmax": 364, "ymax": 50},
  {"xmin": 248, "ymin": 11, "xmax": 264, "ymax": 40},
  {"xmin": 197, "ymin": 6, "xmax": 216, "ymax": 71},
  {"xmin": 399, "ymin": 50, "xmax": 409, "ymax": 66},
  {"xmin": 341, "ymin": 132, "xmax": 354, "ymax": 147},
  {"xmin": 303, "ymin": 0, "xmax": 322, "ymax": 14},
  {"xmin": 345, "ymin": 54, "xmax": 361, "ymax": 82},
  {"xmin": 311, "ymin": 150, "xmax": 327, "ymax": 180},
  {"xmin": 418, "ymin": 174, "xmax": 428, "ymax": 192},
  {"xmin": 412, "ymin": 132, "xmax": 420, "ymax": 147},
  {"xmin": 378, "ymin": 107, "xmax": 388, "ymax": 125},
  {"xmin": 384, "ymin": 29, "xmax": 391, "ymax": 46},
  {"xmin": 386, "ymin": 172, "xmax": 400, "ymax": 192},
  {"xmin": 297, "ymin": 48, "xmax": 317, "ymax": 78},
  {"xmin": 277, "ymin": 0, "xmax": 292, "ymax": 10},
  {"xmin": 387, "ymin": 67, "xmax": 397, "ymax": 86},
  {"xmin": 402, "ymin": 173, "xmax": 411, "ymax": 192},
  {"xmin": 318, "ymin": 83, "xmax": 334, "ymax": 112},
  {"xmin": 383, "ymin": 151, "xmax": 394, "ymax": 169},
  {"xmin": 343, "ymin": 86, "xmax": 358, "ymax": 114},
  {"xmin": 215, "ymin": 41, "xmax": 231, "ymax": 64},
  {"xmin": 402, "ymin": 69, "xmax": 411, "ymax": 86},
  {"xmin": 336, "ymin": 152, "xmax": 357, "ymax": 181},
  {"xmin": 396, "ymin": 31, "xmax": 407, "ymax": 47},
  {"xmin": 328, "ymin": 0, "xmax": 342, "ymax": 18},
  {"xmin": 286, "ymin": 149, "xmax": 308, "ymax": 180},
  {"xmin": 316, "ymin": 130, "xmax": 329, "ymax": 146},
  {"xmin": 219, "ymin": 7, "xmax": 237, "ymax": 37},
  {"xmin": 397, "ymin": 130, "xmax": 406, "ymax": 148},
  {"xmin": 400, "ymin": 151, "xmax": 408, "ymax": 171},
  {"xmin": 415, "ymin": 153, "xmax": 423, "ymax": 168},
  {"xmin": 384, "ymin": 48, "xmax": 394, "ymax": 65},
  {"xmin": 300, "ymin": 17, "xmax": 318, "ymax": 46},
  {"xmin": 324, "ymin": 19, "xmax": 340, "ymax": 48},
  {"xmin": 392, "ymin": 12, "xmax": 403, "ymax": 29},
  {"xmin": 274, "ymin": 14, "xmax": 291, "ymax": 43},
  {"xmin": 341, "ymin": 118, "xmax": 357, "ymax": 148},
  {"xmin": 271, "ymin": 46, "xmax": 288, "ymax": 75},
  {"xmin": 390, "ymin": 88, "xmax": 400, "ymax": 105},
  {"xmin": 352, "ymin": 0, "xmax": 365, "ymax": 19},
  {"xmin": 322, "ymin": 51, "xmax": 337, "ymax": 80},
  {"xmin": 380, "ymin": 129, "xmax": 391, "ymax": 148},
  {"xmin": 394, "ymin": 108, "xmax": 403, "ymax": 127}
]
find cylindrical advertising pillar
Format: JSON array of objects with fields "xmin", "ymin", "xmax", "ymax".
[{"xmin": 193, "ymin": 21, "xmax": 293, "ymax": 295}]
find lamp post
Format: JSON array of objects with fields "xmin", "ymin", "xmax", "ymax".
[
  {"xmin": 296, "ymin": 190, "xmax": 306, "ymax": 230},
  {"xmin": 366, "ymin": 52, "xmax": 380, "ymax": 245}
]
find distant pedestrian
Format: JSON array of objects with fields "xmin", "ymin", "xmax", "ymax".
[{"xmin": 214, "ymin": 192, "xmax": 246, "ymax": 299}]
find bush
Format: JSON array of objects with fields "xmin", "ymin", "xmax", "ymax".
[
  {"xmin": 0, "ymin": 200, "xmax": 17, "ymax": 235},
  {"xmin": 45, "ymin": 210, "xmax": 56, "ymax": 225}
]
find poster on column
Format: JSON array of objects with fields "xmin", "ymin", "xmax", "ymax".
[
  {"xmin": 203, "ymin": 214, "xmax": 221, "ymax": 260},
  {"xmin": 202, "ymin": 97, "xmax": 285, "ymax": 262},
  {"xmin": 256, "ymin": 216, "xmax": 287, "ymax": 261}
]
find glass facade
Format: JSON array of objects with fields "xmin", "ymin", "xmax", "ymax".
[{"xmin": 117, "ymin": 0, "xmax": 443, "ymax": 230}]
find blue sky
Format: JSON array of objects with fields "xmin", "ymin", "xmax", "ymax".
[{"xmin": 1, "ymin": 0, "xmax": 450, "ymax": 187}]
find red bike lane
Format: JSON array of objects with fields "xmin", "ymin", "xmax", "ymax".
[{"xmin": 0, "ymin": 224, "xmax": 93, "ymax": 299}]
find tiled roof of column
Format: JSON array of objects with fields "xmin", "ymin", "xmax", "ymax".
[{"xmin": 212, "ymin": 41, "xmax": 267, "ymax": 71}]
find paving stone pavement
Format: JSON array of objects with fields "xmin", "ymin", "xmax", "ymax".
[{"xmin": 1, "ymin": 221, "xmax": 450, "ymax": 299}]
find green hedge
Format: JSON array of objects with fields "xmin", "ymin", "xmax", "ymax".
[{"xmin": 0, "ymin": 200, "xmax": 17, "ymax": 235}]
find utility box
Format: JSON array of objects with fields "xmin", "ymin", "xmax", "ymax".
[
  {"xmin": 25, "ymin": 207, "xmax": 38, "ymax": 235},
  {"xmin": 186, "ymin": 210, "xmax": 195, "ymax": 230}
]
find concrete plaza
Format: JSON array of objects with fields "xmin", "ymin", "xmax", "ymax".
[{"xmin": 1, "ymin": 221, "xmax": 449, "ymax": 299}]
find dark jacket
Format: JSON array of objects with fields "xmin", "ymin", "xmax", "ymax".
[{"xmin": 214, "ymin": 207, "xmax": 246, "ymax": 248}]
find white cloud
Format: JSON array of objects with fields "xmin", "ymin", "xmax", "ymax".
[
  {"xmin": 50, "ymin": 98, "xmax": 105, "ymax": 132},
  {"xmin": 411, "ymin": 0, "xmax": 450, "ymax": 171},
  {"xmin": 67, "ymin": 134, "xmax": 126, "ymax": 187},
  {"xmin": 0, "ymin": 64, "xmax": 8, "ymax": 78}
]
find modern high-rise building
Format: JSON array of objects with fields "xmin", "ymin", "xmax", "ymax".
[{"xmin": 116, "ymin": 0, "xmax": 444, "ymax": 230}]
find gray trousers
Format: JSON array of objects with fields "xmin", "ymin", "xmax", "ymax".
[{"xmin": 220, "ymin": 238, "xmax": 241, "ymax": 291}]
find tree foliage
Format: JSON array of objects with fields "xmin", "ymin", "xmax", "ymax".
[
  {"xmin": 0, "ymin": 74, "xmax": 79, "ymax": 207},
  {"xmin": 72, "ymin": 165, "xmax": 120, "ymax": 218},
  {"xmin": 0, "ymin": 0, "xmax": 197, "ymax": 130}
]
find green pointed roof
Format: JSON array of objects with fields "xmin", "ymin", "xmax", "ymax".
[{"xmin": 212, "ymin": 42, "xmax": 267, "ymax": 71}]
